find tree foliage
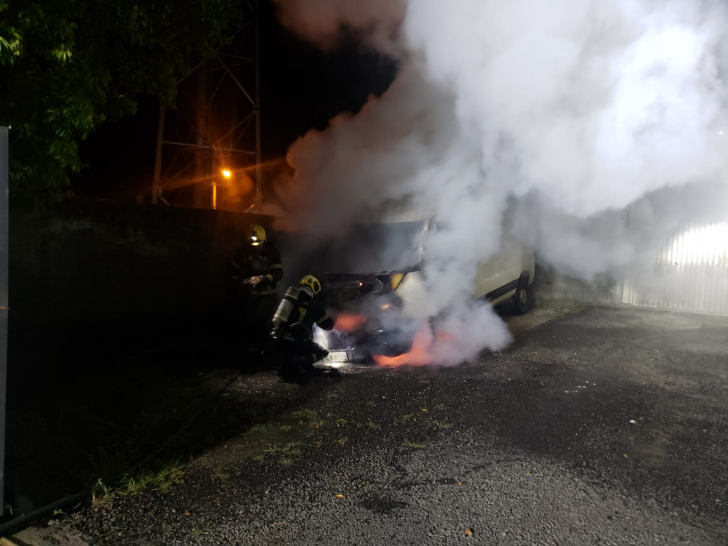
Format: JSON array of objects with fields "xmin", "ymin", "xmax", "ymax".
[{"xmin": 0, "ymin": 0, "xmax": 243, "ymax": 201}]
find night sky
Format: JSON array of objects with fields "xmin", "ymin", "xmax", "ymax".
[{"xmin": 72, "ymin": 0, "xmax": 397, "ymax": 202}]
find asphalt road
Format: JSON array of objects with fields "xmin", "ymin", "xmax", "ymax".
[{"xmin": 17, "ymin": 306, "xmax": 728, "ymax": 545}]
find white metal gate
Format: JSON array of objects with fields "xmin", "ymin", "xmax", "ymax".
[{"xmin": 622, "ymin": 222, "xmax": 728, "ymax": 315}]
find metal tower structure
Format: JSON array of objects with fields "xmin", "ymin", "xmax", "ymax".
[{"xmin": 151, "ymin": 0, "xmax": 261, "ymax": 210}]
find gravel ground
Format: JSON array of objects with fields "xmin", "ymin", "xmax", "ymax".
[{"xmin": 15, "ymin": 306, "xmax": 728, "ymax": 545}]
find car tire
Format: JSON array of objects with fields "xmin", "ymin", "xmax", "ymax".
[{"xmin": 513, "ymin": 275, "xmax": 534, "ymax": 315}]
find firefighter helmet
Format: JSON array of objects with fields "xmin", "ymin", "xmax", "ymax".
[
  {"xmin": 246, "ymin": 224, "xmax": 266, "ymax": 246},
  {"xmin": 299, "ymin": 274, "xmax": 322, "ymax": 296}
]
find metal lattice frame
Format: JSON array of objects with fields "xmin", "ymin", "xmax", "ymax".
[{"xmin": 152, "ymin": 0, "xmax": 261, "ymax": 209}]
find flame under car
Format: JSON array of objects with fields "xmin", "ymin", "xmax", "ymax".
[
  {"xmin": 312, "ymin": 217, "xmax": 536, "ymax": 366},
  {"xmin": 315, "ymin": 271, "xmax": 420, "ymax": 365}
]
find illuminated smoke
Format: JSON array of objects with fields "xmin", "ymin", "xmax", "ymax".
[
  {"xmin": 275, "ymin": 0, "xmax": 728, "ymax": 363},
  {"xmin": 273, "ymin": 0, "xmax": 405, "ymax": 52}
]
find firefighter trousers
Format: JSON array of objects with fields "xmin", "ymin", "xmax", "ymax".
[{"xmin": 273, "ymin": 338, "xmax": 329, "ymax": 374}]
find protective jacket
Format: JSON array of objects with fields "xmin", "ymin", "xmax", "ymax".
[
  {"xmin": 230, "ymin": 241, "xmax": 283, "ymax": 297},
  {"xmin": 283, "ymin": 290, "xmax": 334, "ymax": 341}
]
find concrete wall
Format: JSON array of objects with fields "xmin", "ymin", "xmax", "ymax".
[{"xmin": 10, "ymin": 198, "xmax": 285, "ymax": 330}]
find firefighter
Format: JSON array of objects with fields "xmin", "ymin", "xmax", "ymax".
[
  {"xmin": 229, "ymin": 224, "xmax": 283, "ymax": 355},
  {"xmin": 269, "ymin": 274, "xmax": 335, "ymax": 379}
]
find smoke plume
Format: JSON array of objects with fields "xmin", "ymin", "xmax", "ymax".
[
  {"xmin": 273, "ymin": 0, "xmax": 405, "ymax": 52},
  {"xmin": 275, "ymin": 0, "xmax": 728, "ymax": 364}
]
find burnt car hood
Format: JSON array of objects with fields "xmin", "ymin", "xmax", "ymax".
[{"xmin": 317, "ymin": 272, "xmax": 418, "ymax": 362}]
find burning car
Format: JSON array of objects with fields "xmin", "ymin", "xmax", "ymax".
[{"xmin": 311, "ymin": 215, "xmax": 536, "ymax": 366}]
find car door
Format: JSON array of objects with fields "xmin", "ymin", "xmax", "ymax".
[{"xmin": 474, "ymin": 245, "xmax": 509, "ymax": 299}]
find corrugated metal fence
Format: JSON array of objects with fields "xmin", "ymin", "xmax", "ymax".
[{"xmin": 622, "ymin": 222, "xmax": 728, "ymax": 316}]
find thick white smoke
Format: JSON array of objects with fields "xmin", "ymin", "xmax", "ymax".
[
  {"xmin": 273, "ymin": 0, "xmax": 406, "ymax": 52},
  {"xmin": 275, "ymin": 0, "xmax": 728, "ymax": 364}
]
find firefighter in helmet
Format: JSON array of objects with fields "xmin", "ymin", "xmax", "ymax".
[
  {"xmin": 270, "ymin": 274, "xmax": 335, "ymax": 379},
  {"xmin": 229, "ymin": 224, "xmax": 283, "ymax": 355}
]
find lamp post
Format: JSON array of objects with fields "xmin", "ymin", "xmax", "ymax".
[{"xmin": 214, "ymin": 169, "xmax": 232, "ymax": 210}]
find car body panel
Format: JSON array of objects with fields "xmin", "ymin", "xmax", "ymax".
[{"xmin": 317, "ymin": 216, "xmax": 535, "ymax": 362}]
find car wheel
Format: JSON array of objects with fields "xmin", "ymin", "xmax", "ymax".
[{"xmin": 513, "ymin": 277, "xmax": 533, "ymax": 315}]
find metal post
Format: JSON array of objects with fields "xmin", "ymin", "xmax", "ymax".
[
  {"xmin": 152, "ymin": 13, "xmax": 259, "ymax": 208},
  {"xmin": 212, "ymin": 184, "xmax": 217, "ymax": 210},
  {"xmin": 152, "ymin": 107, "xmax": 165, "ymax": 204},
  {"xmin": 194, "ymin": 61, "xmax": 209, "ymax": 208},
  {"xmin": 0, "ymin": 125, "xmax": 9, "ymax": 517},
  {"xmin": 254, "ymin": 0, "xmax": 262, "ymax": 207}
]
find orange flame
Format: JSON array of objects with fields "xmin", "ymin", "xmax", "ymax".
[
  {"xmin": 374, "ymin": 325, "xmax": 432, "ymax": 367},
  {"xmin": 373, "ymin": 326, "xmax": 455, "ymax": 367},
  {"xmin": 334, "ymin": 314, "xmax": 367, "ymax": 332}
]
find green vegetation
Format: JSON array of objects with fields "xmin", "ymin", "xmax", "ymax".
[
  {"xmin": 92, "ymin": 478, "xmax": 113, "ymax": 510},
  {"xmin": 247, "ymin": 424, "xmax": 269, "ymax": 435},
  {"xmin": 123, "ymin": 462, "xmax": 185, "ymax": 495},
  {"xmin": 91, "ymin": 460, "xmax": 185, "ymax": 509},
  {"xmin": 0, "ymin": 0, "xmax": 243, "ymax": 201},
  {"xmin": 292, "ymin": 409, "xmax": 319, "ymax": 422},
  {"xmin": 429, "ymin": 419, "xmax": 454, "ymax": 430}
]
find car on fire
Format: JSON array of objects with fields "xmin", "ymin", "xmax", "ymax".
[{"xmin": 311, "ymin": 215, "xmax": 536, "ymax": 365}]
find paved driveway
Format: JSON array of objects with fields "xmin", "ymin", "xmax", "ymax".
[{"xmin": 16, "ymin": 306, "xmax": 728, "ymax": 545}]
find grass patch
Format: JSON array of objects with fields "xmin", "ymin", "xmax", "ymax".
[
  {"xmin": 337, "ymin": 437, "xmax": 348, "ymax": 445},
  {"xmin": 92, "ymin": 459, "xmax": 186, "ymax": 509},
  {"xmin": 257, "ymin": 442, "xmax": 302, "ymax": 464},
  {"xmin": 263, "ymin": 442, "xmax": 302, "ymax": 456},
  {"xmin": 92, "ymin": 478, "xmax": 113, "ymax": 510},
  {"xmin": 535, "ymin": 296, "xmax": 585, "ymax": 314},
  {"xmin": 122, "ymin": 473, "xmax": 154, "ymax": 495},
  {"xmin": 403, "ymin": 440, "xmax": 427, "ymax": 449},
  {"xmin": 211, "ymin": 467, "xmax": 231, "ymax": 481},
  {"xmin": 122, "ymin": 461, "xmax": 185, "ymax": 495},
  {"xmin": 279, "ymin": 425, "xmax": 292, "ymax": 432},
  {"xmin": 397, "ymin": 412, "xmax": 454, "ymax": 430},
  {"xmin": 430, "ymin": 420, "xmax": 454, "ymax": 430},
  {"xmin": 246, "ymin": 423, "xmax": 269, "ymax": 435},
  {"xmin": 287, "ymin": 409, "xmax": 325, "ymax": 429},
  {"xmin": 292, "ymin": 409, "xmax": 318, "ymax": 423},
  {"xmin": 367, "ymin": 420, "xmax": 381, "ymax": 430}
]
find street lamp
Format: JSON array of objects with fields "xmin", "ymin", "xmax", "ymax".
[{"xmin": 213, "ymin": 168, "xmax": 233, "ymax": 210}]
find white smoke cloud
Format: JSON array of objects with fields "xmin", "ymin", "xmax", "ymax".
[
  {"xmin": 275, "ymin": 0, "xmax": 728, "ymax": 363},
  {"xmin": 405, "ymin": 0, "xmax": 728, "ymax": 217},
  {"xmin": 272, "ymin": 0, "xmax": 405, "ymax": 52}
]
